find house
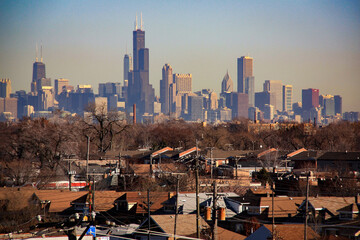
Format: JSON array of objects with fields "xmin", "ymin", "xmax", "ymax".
[
  {"xmin": 245, "ymin": 224, "xmax": 319, "ymax": 240},
  {"xmin": 134, "ymin": 214, "xmax": 245, "ymax": 240},
  {"xmin": 317, "ymin": 152, "xmax": 360, "ymax": 174}
]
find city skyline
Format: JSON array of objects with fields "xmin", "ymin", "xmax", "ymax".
[{"xmin": 0, "ymin": 0, "xmax": 360, "ymax": 112}]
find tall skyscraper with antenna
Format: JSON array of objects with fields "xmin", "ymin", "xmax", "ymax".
[
  {"xmin": 31, "ymin": 44, "xmax": 46, "ymax": 94},
  {"xmin": 126, "ymin": 14, "xmax": 155, "ymax": 119}
]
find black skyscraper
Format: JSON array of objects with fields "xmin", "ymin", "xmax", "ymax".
[
  {"xmin": 127, "ymin": 16, "xmax": 155, "ymax": 119},
  {"xmin": 31, "ymin": 46, "xmax": 46, "ymax": 94}
]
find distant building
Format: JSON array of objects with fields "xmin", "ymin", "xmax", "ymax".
[
  {"xmin": 174, "ymin": 73, "xmax": 192, "ymax": 94},
  {"xmin": 0, "ymin": 78, "xmax": 11, "ymax": 98},
  {"xmin": 38, "ymin": 86, "xmax": 54, "ymax": 111},
  {"xmin": 263, "ymin": 104, "xmax": 274, "ymax": 120},
  {"xmin": 237, "ymin": 56, "xmax": 253, "ymax": 93},
  {"xmin": 245, "ymin": 76, "xmax": 255, "ymax": 108},
  {"xmin": 255, "ymin": 91, "xmax": 275, "ymax": 112},
  {"xmin": 302, "ymin": 88, "xmax": 319, "ymax": 112},
  {"xmin": 123, "ymin": 54, "xmax": 132, "ymax": 87},
  {"xmin": 54, "ymin": 78, "xmax": 69, "ymax": 99},
  {"xmin": 334, "ymin": 95, "xmax": 342, "ymax": 115},
  {"xmin": 31, "ymin": 49, "xmax": 46, "ymax": 94},
  {"xmin": 263, "ymin": 80, "xmax": 282, "ymax": 112},
  {"xmin": 218, "ymin": 107, "xmax": 232, "ymax": 122},
  {"xmin": 160, "ymin": 63, "xmax": 173, "ymax": 115},
  {"xmin": 343, "ymin": 112, "xmax": 359, "ymax": 122},
  {"xmin": 188, "ymin": 95, "xmax": 203, "ymax": 121},
  {"xmin": 231, "ymin": 92, "xmax": 248, "ymax": 119},
  {"xmin": 126, "ymin": 16, "xmax": 155, "ymax": 119},
  {"xmin": 36, "ymin": 78, "xmax": 51, "ymax": 93},
  {"xmin": 248, "ymin": 106, "xmax": 261, "ymax": 122},
  {"xmin": 221, "ymin": 71, "xmax": 233, "ymax": 94},
  {"xmin": 0, "ymin": 97, "xmax": 18, "ymax": 120},
  {"xmin": 98, "ymin": 82, "xmax": 122, "ymax": 98},
  {"xmin": 282, "ymin": 85, "xmax": 293, "ymax": 112},
  {"xmin": 321, "ymin": 95, "xmax": 335, "ymax": 117}
]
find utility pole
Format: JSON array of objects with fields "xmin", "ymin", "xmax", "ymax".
[
  {"xmin": 86, "ymin": 136, "xmax": 90, "ymax": 182},
  {"xmin": 210, "ymin": 147, "xmax": 214, "ymax": 179},
  {"xmin": 195, "ymin": 139, "xmax": 200, "ymax": 239},
  {"xmin": 147, "ymin": 189, "xmax": 151, "ymax": 240},
  {"xmin": 272, "ymin": 183, "xmax": 275, "ymax": 240},
  {"xmin": 304, "ymin": 173, "xmax": 310, "ymax": 240},
  {"xmin": 174, "ymin": 176, "xmax": 180, "ymax": 240},
  {"xmin": 212, "ymin": 180, "xmax": 218, "ymax": 240}
]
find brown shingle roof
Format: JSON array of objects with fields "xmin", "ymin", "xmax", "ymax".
[
  {"xmin": 260, "ymin": 197, "xmax": 305, "ymax": 218},
  {"xmin": 150, "ymin": 214, "xmax": 208, "ymax": 237},
  {"xmin": 263, "ymin": 224, "xmax": 319, "ymax": 240},
  {"xmin": 34, "ymin": 190, "xmax": 87, "ymax": 212},
  {"xmin": 307, "ymin": 197, "xmax": 357, "ymax": 216}
]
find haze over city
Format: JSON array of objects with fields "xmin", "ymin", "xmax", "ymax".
[{"xmin": 0, "ymin": 0, "xmax": 359, "ymax": 112}]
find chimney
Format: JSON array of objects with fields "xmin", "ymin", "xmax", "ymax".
[{"xmin": 133, "ymin": 104, "xmax": 136, "ymax": 124}]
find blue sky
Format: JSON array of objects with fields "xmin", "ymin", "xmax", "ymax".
[{"xmin": 0, "ymin": 0, "xmax": 359, "ymax": 111}]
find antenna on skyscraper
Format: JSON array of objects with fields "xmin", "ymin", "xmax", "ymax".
[
  {"xmin": 135, "ymin": 14, "xmax": 138, "ymax": 30},
  {"xmin": 35, "ymin": 43, "xmax": 38, "ymax": 62},
  {"xmin": 40, "ymin": 44, "xmax": 43, "ymax": 62},
  {"xmin": 140, "ymin": 12, "xmax": 143, "ymax": 30}
]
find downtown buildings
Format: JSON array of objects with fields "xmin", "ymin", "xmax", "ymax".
[{"xmin": 0, "ymin": 17, "xmax": 357, "ymax": 124}]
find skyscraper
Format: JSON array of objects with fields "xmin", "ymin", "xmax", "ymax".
[
  {"xmin": 263, "ymin": 80, "xmax": 283, "ymax": 112},
  {"xmin": 245, "ymin": 76, "xmax": 255, "ymax": 107},
  {"xmin": 160, "ymin": 63, "xmax": 173, "ymax": 114},
  {"xmin": 123, "ymin": 54, "xmax": 132, "ymax": 87},
  {"xmin": 221, "ymin": 71, "xmax": 233, "ymax": 94},
  {"xmin": 31, "ymin": 45, "xmax": 46, "ymax": 94},
  {"xmin": 302, "ymin": 88, "xmax": 319, "ymax": 112},
  {"xmin": 0, "ymin": 78, "xmax": 11, "ymax": 98},
  {"xmin": 334, "ymin": 95, "xmax": 342, "ymax": 115},
  {"xmin": 54, "ymin": 78, "xmax": 69, "ymax": 99},
  {"xmin": 127, "ymin": 15, "xmax": 155, "ymax": 118},
  {"xmin": 231, "ymin": 92, "xmax": 249, "ymax": 119},
  {"xmin": 174, "ymin": 73, "xmax": 192, "ymax": 94},
  {"xmin": 237, "ymin": 56, "xmax": 253, "ymax": 93},
  {"xmin": 282, "ymin": 85, "xmax": 293, "ymax": 112}
]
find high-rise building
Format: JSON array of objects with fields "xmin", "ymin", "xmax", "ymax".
[
  {"xmin": 282, "ymin": 85, "xmax": 293, "ymax": 112},
  {"xmin": 221, "ymin": 71, "xmax": 233, "ymax": 94},
  {"xmin": 0, "ymin": 97, "xmax": 17, "ymax": 120},
  {"xmin": 174, "ymin": 73, "xmax": 192, "ymax": 94},
  {"xmin": 160, "ymin": 63, "xmax": 173, "ymax": 114},
  {"xmin": 302, "ymin": 88, "xmax": 319, "ymax": 112},
  {"xmin": 188, "ymin": 95, "xmax": 203, "ymax": 121},
  {"xmin": 321, "ymin": 95, "xmax": 335, "ymax": 117},
  {"xmin": 38, "ymin": 86, "xmax": 54, "ymax": 111},
  {"xmin": 263, "ymin": 80, "xmax": 282, "ymax": 112},
  {"xmin": 231, "ymin": 92, "xmax": 248, "ymax": 119},
  {"xmin": 99, "ymin": 82, "xmax": 122, "ymax": 97},
  {"xmin": 54, "ymin": 78, "xmax": 69, "ymax": 99},
  {"xmin": 237, "ymin": 56, "xmax": 253, "ymax": 93},
  {"xmin": 36, "ymin": 78, "xmax": 51, "ymax": 93},
  {"xmin": 126, "ymin": 15, "xmax": 155, "ymax": 119},
  {"xmin": 334, "ymin": 95, "xmax": 342, "ymax": 115},
  {"xmin": 245, "ymin": 76, "xmax": 255, "ymax": 107},
  {"xmin": 255, "ymin": 91, "xmax": 275, "ymax": 112},
  {"xmin": 263, "ymin": 104, "xmax": 274, "ymax": 120},
  {"xmin": 123, "ymin": 54, "xmax": 132, "ymax": 87},
  {"xmin": 31, "ymin": 46, "xmax": 46, "ymax": 94},
  {"xmin": 0, "ymin": 79, "xmax": 11, "ymax": 98}
]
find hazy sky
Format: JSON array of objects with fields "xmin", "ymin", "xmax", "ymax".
[{"xmin": 1, "ymin": 0, "xmax": 359, "ymax": 112}]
